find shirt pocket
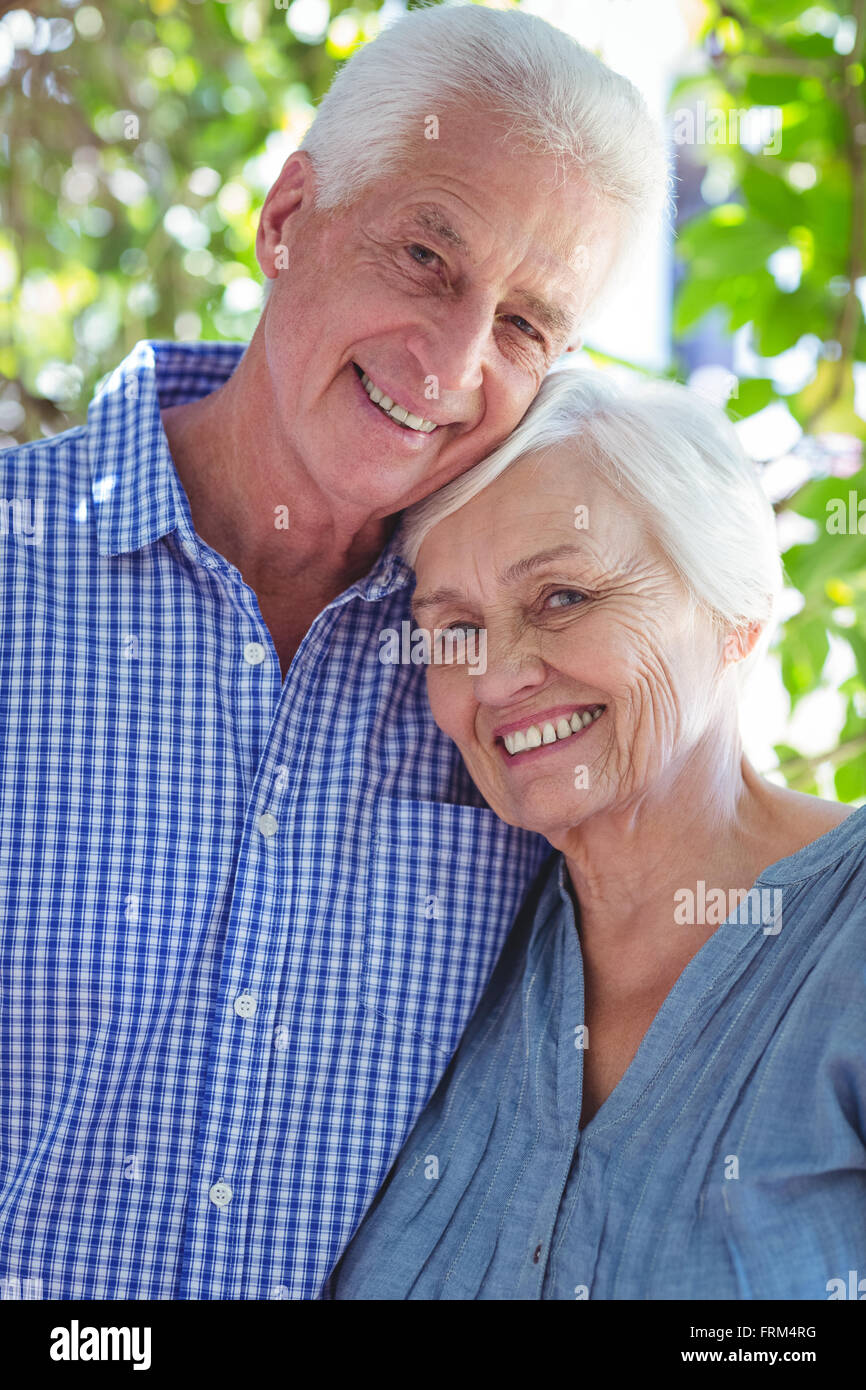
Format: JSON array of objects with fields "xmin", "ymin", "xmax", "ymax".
[{"xmin": 363, "ymin": 798, "xmax": 528, "ymax": 1056}]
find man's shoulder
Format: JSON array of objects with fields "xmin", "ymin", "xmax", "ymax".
[
  {"xmin": 0, "ymin": 426, "xmax": 91, "ymax": 557},
  {"xmin": 0, "ymin": 423, "xmax": 89, "ymax": 488}
]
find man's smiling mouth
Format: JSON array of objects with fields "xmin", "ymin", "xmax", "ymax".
[{"xmin": 353, "ymin": 363, "xmax": 438, "ymax": 434}]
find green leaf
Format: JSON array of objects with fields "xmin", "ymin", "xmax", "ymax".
[
  {"xmin": 673, "ymin": 279, "xmax": 720, "ymax": 333},
  {"xmin": 727, "ymin": 377, "xmax": 776, "ymax": 419},
  {"xmin": 740, "ymin": 72, "xmax": 804, "ymax": 106},
  {"xmin": 752, "ymin": 287, "xmax": 828, "ymax": 355},
  {"xmin": 740, "ymin": 164, "xmax": 806, "ymax": 232},
  {"xmin": 835, "ymin": 755, "xmax": 866, "ymax": 802},
  {"xmin": 779, "ymin": 612, "xmax": 830, "ymax": 703}
]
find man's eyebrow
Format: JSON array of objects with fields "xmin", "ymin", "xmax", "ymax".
[
  {"xmin": 408, "ymin": 208, "xmax": 573, "ymax": 344},
  {"xmin": 412, "ymin": 545, "xmax": 588, "ymax": 616},
  {"xmin": 510, "ymin": 289, "xmax": 573, "ymax": 344},
  {"xmin": 412, "ymin": 205, "xmax": 469, "ymax": 254}
]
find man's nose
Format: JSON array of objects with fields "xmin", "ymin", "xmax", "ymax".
[{"xmin": 406, "ymin": 298, "xmax": 492, "ymax": 400}]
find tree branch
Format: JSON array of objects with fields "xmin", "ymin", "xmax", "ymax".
[
  {"xmin": 715, "ymin": 0, "xmax": 826, "ymax": 65},
  {"xmin": 725, "ymin": 53, "xmax": 837, "ymax": 78},
  {"xmin": 804, "ymin": 0, "xmax": 866, "ymax": 429},
  {"xmin": 774, "ymin": 731, "xmax": 866, "ymax": 781}
]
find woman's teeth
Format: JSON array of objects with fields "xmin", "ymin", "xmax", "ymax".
[
  {"xmin": 502, "ymin": 705, "xmax": 605, "ymax": 757},
  {"xmin": 358, "ymin": 368, "xmax": 438, "ymax": 433}
]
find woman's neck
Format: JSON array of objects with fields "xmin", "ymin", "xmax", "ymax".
[{"xmin": 558, "ymin": 747, "xmax": 840, "ymax": 980}]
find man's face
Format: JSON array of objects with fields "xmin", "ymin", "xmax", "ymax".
[{"xmin": 256, "ymin": 108, "xmax": 619, "ymax": 516}]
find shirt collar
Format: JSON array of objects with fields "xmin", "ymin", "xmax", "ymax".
[
  {"xmin": 85, "ymin": 337, "xmax": 412, "ymax": 600},
  {"xmin": 87, "ymin": 338, "xmax": 246, "ymax": 558}
]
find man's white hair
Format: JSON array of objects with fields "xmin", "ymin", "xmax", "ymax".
[
  {"xmin": 398, "ymin": 367, "xmax": 784, "ymax": 677},
  {"xmin": 301, "ymin": 2, "xmax": 670, "ymax": 272}
]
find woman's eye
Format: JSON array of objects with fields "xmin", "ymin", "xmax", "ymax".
[
  {"xmin": 443, "ymin": 620, "xmax": 481, "ymax": 634},
  {"xmin": 407, "ymin": 244, "xmax": 441, "ymax": 269},
  {"xmin": 546, "ymin": 589, "xmax": 585, "ymax": 610}
]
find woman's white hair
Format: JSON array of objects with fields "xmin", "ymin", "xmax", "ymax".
[
  {"xmin": 398, "ymin": 367, "xmax": 784, "ymax": 677},
  {"xmin": 300, "ymin": 2, "xmax": 670, "ymax": 272}
]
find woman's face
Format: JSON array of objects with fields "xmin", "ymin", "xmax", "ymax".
[{"xmin": 412, "ymin": 445, "xmax": 728, "ymax": 843}]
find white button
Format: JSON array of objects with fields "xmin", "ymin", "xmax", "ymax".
[
  {"xmin": 209, "ymin": 1181, "xmax": 232, "ymax": 1207},
  {"xmin": 244, "ymin": 642, "xmax": 266, "ymax": 666},
  {"xmin": 258, "ymin": 813, "xmax": 278, "ymax": 838},
  {"xmin": 234, "ymin": 991, "xmax": 257, "ymax": 1019}
]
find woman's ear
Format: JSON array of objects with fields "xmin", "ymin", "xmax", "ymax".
[{"xmin": 723, "ymin": 621, "xmax": 762, "ymax": 665}]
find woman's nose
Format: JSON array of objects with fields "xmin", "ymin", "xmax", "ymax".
[{"xmin": 469, "ymin": 634, "xmax": 549, "ymax": 708}]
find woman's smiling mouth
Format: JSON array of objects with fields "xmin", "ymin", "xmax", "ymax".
[{"xmin": 496, "ymin": 704, "xmax": 606, "ymax": 758}]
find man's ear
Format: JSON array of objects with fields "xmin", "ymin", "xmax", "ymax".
[
  {"xmin": 255, "ymin": 150, "xmax": 318, "ymax": 280},
  {"xmin": 723, "ymin": 621, "xmax": 762, "ymax": 665}
]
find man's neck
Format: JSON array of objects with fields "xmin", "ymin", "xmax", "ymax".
[{"xmin": 159, "ymin": 336, "xmax": 392, "ymax": 609}]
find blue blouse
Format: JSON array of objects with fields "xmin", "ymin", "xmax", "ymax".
[{"xmin": 331, "ymin": 805, "xmax": 866, "ymax": 1299}]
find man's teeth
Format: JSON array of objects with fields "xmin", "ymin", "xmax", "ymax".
[
  {"xmin": 359, "ymin": 370, "xmax": 437, "ymax": 433},
  {"xmin": 502, "ymin": 706, "xmax": 604, "ymax": 757}
]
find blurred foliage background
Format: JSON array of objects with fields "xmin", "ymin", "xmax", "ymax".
[
  {"xmin": 0, "ymin": 0, "xmax": 864, "ymax": 799},
  {"xmin": 671, "ymin": 0, "xmax": 866, "ymax": 801}
]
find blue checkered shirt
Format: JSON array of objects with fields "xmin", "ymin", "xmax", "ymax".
[{"xmin": 0, "ymin": 339, "xmax": 549, "ymax": 1300}]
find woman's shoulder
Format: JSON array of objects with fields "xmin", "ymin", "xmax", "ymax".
[
  {"xmin": 775, "ymin": 784, "xmax": 858, "ymax": 831},
  {"xmin": 758, "ymin": 784, "xmax": 864, "ymax": 871}
]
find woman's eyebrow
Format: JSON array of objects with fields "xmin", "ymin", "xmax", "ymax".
[
  {"xmin": 411, "ymin": 585, "xmax": 467, "ymax": 619},
  {"xmin": 412, "ymin": 545, "xmax": 588, "ymax": 617},
  {"xmin": 499, "ymin": 543, "xmax": 586, "ymax": 583}
]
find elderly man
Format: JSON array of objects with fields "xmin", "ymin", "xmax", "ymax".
[{"xmin": 0, "ymin": 5, "xmax": 665, "ymax": 1299}]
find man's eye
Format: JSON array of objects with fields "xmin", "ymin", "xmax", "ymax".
[
  {"xmin": 508, "ymin": 314, "xmax": 541, "ymax": 339},
  {"xmin": 407, "ymin": 244, "xmax": 441, "ymax": 269},
  {"xmin": 443, "ymin": 620, "xmax": 481, "ymax": 633},
  {"xmin": 546, "ymin": 589, "xmax": 585, "ymax": 610}
]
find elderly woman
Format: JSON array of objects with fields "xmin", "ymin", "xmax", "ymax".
[{"xmin": 329, "ymin": 367, "xmax": 866, "ymax": 1301}]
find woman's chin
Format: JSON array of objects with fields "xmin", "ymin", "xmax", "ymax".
[
  {"xmin": 488, "ymin": 791, "xmax": 597, "ymax": 844},
  {"xmin": 466, "ymin": 752, "xmax": 603, "ymax": 839}
]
